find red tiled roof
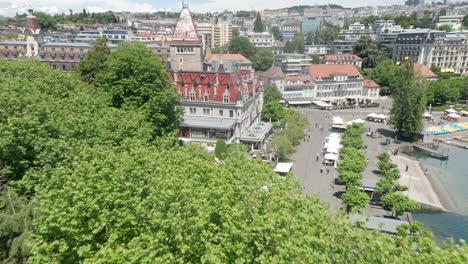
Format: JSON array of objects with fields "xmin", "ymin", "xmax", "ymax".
[
  {"xmin": 304, "ymin": 64, "xmax": 362, "ymax": 80},
  {"xmin": 414, "ymin": 64, "xmax": 438, "ymax": 79},
  {"xmin": 205, "ymin": 53, "xmax": 251, "ymax": 63},
  {"xmin": 363, "ymin": 79, "xmax": 380, "ymax": 88},
  {"xmin": 258, "ymin": 66, "xmax": 285, "ymax": 78},
  {"xmin": 322, "ymin": 54, "xmax": 362, "ymax": 61},
  {"xmin": 169, "ymin": 70, "xmax": 262, "ymax": 103},
  {"xmin": 172, "ymin": 7, "xmax": 200, "ymax": 43}
]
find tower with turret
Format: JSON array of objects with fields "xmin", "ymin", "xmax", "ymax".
[
  {"xmin": 23, "ymin": 9, "xmax": 43, "ymax": 57},
  {"xmin": 169, "ymin": 3, "xmax": 203, "ymax": 72}
]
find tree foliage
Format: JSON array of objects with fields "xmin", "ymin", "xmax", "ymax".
[
  {"xmin": 338, "ymin": 147, "xmax": 367, "ymax": 174},
  {"xmin": 426, "ymin": 78, "xmax": 462, "ymax": 105},
  {"xmin": 283, "ymin": 34, "xmax": 305, "ymax": 53},
  {"xmin": 381, "ymin": 193, "xmax": 420, "ymax": 218},
  {"xmin": 252, "ymin": 49, "xmax": 274, "ymax": 72},
  {"xmin": 214, "ymin": 139, "xmax": 228, "ymax": 160},
  {"xmin": 364, "ymin": 59, "xmax": 400, "ymax": 95},
  {"xmin": 353, "ymin": 36, "xmax": 387, "ymax": 69},
  {"xmin": 35, "ymin": 12, "xmax": 57, "ymax": 31},
  {"xmin": 1, "ymin": 58, "xmax": 468, "ymax": 263},
  {"xmin": 79, "ymin": 38, "xmax": 110, "ymax": 84},
  {"xmin": 270, "ymin": 26, "xmax": 282, "ymax": 41},
  {"xmin": 342, "ymin": 186, "xmax": 370, "ymax": 213},
  {"xmin": 228, "ymin": 37, "xmax": 256, "ymax": 59},
  {"xmin": 253, "ymin": 12, "xmax": 264, "ymax": 32},
  {"xmin": 389, "ymin": 59, "xmax": 426, "ymax": 140},
  {"xmin": 97, "ymin": 42, "xmax": 181, "ymax": 136}
]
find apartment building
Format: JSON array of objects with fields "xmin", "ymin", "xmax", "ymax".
[{"xmin": 393, "ymin": 30, "xmax": 468, "ymax": 75}]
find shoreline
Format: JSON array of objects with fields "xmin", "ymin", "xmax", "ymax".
[
  {"xmin": 392, "ymin": 154, "xmax": 448, "ymax": 213},
  {"xmin": 417, "ymin": 162, "xmax": 458, "ymax": 213}
]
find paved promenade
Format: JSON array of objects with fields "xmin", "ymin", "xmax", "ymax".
[{"xmin": 291, "ymin": 103, "xmax": 393, "ymax": 212}]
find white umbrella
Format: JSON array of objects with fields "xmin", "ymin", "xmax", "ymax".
[
  {"xmin": 376, "ymin": 114, "xmax": 387, "ymax": 119},
  {"xmin": 445, "ymin": 109, "xmax": 457, "ymax": 114},
  {"xmin": 423, "ymin": 112, "xmax": 432, "ymax": 118},
  {"xmin": 447, "ymin": 113, "xmax": 461, "ymax": 119}
]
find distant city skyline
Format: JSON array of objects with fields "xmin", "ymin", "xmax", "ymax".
[{"xmin": 0, "ymin": 0, "xmax": 415, "ymax": 17}]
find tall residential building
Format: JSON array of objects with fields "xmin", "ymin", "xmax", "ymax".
[
  {"xmin": 212, "ymin": 21, "xmax": 232, "ymax": 48},
  {"xmin": 393, "ymin": 30, "xmax": 468, "ymax": 75},
  {"xmin": 302, "ymin": 18, "xmax": 321, "ymax": 35}
]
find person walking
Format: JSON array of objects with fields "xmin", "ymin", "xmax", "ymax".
[
  {"xmin": 405, "ymin": 165, "xmax": 409, "ymax": 172},
  {"xmin": 326, "ymin": 168, "xmax": 330, "ymax": 175},
  {"xmin": 425, "ymin": 168, "xmax": 428, "ymax": 175},
  {"xmin": 320, "ymin": 167, "xmax": 324, "ymax": 174},
  {"xmin": 316, "ymin": 153, "xmax": 320, "ymax": 162}
]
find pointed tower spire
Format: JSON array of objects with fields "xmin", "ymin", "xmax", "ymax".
[{"xmin": 172, "ymin": 2, "xmax": 199, "ymax": 42}]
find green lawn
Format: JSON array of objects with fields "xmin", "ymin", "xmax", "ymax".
[{"xmin": 430, "ymin": 104, "xmax": 468, "ymax": 112}]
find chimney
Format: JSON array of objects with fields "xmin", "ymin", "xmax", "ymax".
[{"xmin": 28, "ymin": 9, "xmax": 34, "ymax": 16}]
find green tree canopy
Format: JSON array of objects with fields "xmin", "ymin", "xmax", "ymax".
[
  {"xmin": 342, "ymin": 186, "xmax": 370, "ymax": 213},
  {"xmin": 252, "ymin": 49, "xmax": 274, "ymax": 72},
  {"xmin": 214, "ymin": 139, "xmax": 228, "ymax": 160},
  {"xmin": 263, "ymin": 84, "xmax": 283, "ymax": 104},
  {"xmin": 270, "ymin": 26, "xmax": 282, "ymax": 41},
  {"xmin": 35, "ymin": 12, "xmax": 57, "ymax": 31},
  {"xmin": 253, "ymin": 12, "xmax": 264, "ymax": 32},
  {"xmin": 438, "ymin": 24, "xmax": 453, "ymax": 32},
  {"xmin": 97, "ymin": 42, "xmax": 181, "ymax": 136},
  {"xmin": 338, "ymin": 147, "xmax": 367, "ymax": 174},
  {"xmin": 381, "ymin": 192, "xmax": 420, "ymax": 218},
  {"xmin": 79, "ymin": 38, "xmax": 110, "ymax": 84},
  {"xmin": 353, "ymin": 36, "xmax": 387, "ymax": 69},
  {"xmin": 364, "ymin": 59, "xmax": 400, "ymax": 95},
  {"xmin": 228, "ymin": 36, "xmax": 256, "ymax": 59},
  {"xmin": 389, "ymin": 59, "xmax": 426, "ymax": 140},
  {"xmin": 339, "ymin": 171, "xmax": 362, "ymax": 187},
  {"xmin": 262, "ymin": 102, "xmax": 284, "ymax": 122}
]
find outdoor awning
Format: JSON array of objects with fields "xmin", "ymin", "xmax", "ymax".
[
  {"xmin": 324, "ymin": 141, "xmax": 341, "ymax": 149},
  {"xmin": 423, "ymin": 112, "xmax": 432, "ymax": 118},
  {"xmin": 313, "ymin": 100, "xmax": 333, "ymax": 107},
  {"xmin": 181, "ymin": 116, "xmax": 235, "ymax": 129},
  {"xmin": 326, "ymin": 146, "xmax": 340, "ymax": 154},
  {"xmin": 324, "ymin": 153, "xmax": 338, "ymax": 161},
  {"xmin": 376, "ymin": 114, "xmax": 387, "ymax": 119},
  {"xmin": 447, "ymin": 113, "xmax": 461, "ymax": 119},
  {"xmin": 445, "ymin": 108, "xmax": 457, "ymax": 114},
  {"xmin": 288, "ymin": 100, "xmax": 312, "ymax": 105},
  {"xmin": 345, "ymin": 119, "xmax": 365, "ymax": 126},
  {"xmin": 274, "ymin": 163, "xmax": 294, "ymax": 173},
  {"xmin": 332, "ymin": 116, "xmax": 345, "ymax": 125}
]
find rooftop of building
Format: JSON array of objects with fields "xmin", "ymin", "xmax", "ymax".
[
  {"xmin": 204, "ymin": 51, "xmax": 251, "ymax": 63},
  {"xmin": 257, "ymin": 66, "xmax": 285, "ymax": 79},
  {"xmin": 304, "ymin": 64, "xmax": 362, "ymax": 80},
  {"xmin": 363, "ymin": 79, "xmax": 380, "ymax": 88},
  {"xmin": 414, "ymin": 64, "xmax": 438, "ymax": 79},
  {"xmin": 322, "ymin": 54, "xmax": 362, "ymax": 61}
]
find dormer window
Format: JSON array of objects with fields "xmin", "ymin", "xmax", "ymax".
[
  {"xmin": 223, "ymin": 95, "xmax": 229, "ymax": 103},
  {"xmin": 190, "ymin": 91, "xmax": 196, "ymax": 101}
]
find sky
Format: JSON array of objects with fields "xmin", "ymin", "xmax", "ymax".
[{"xmin": 0, "ymin": 0, "xmax": 407, "ymax": 17}]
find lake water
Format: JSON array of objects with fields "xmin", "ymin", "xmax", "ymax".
[{"xmin": 407, "ymin": 144, "xmax": 468, "ymax": 243}]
